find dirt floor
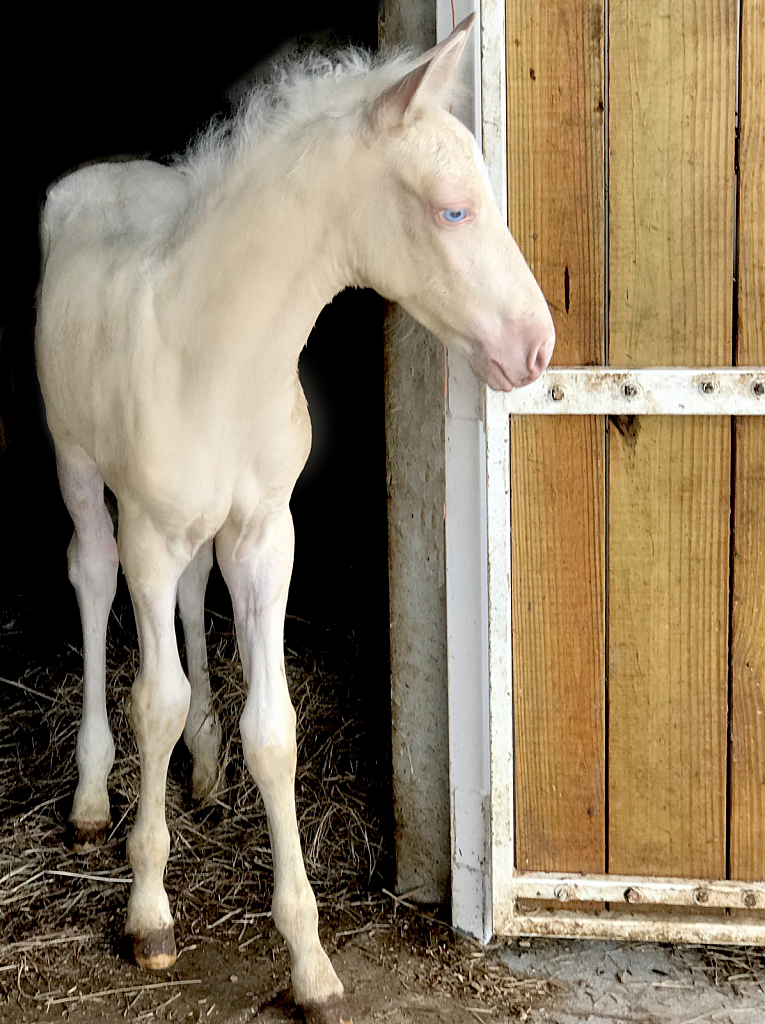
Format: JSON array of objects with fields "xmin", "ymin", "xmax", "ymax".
[
  {"xmin": 3, "ymin": 590, "xmax": 765, "ymax": 1023},
  {"xmin": 0, "ymin": 897, "xmax": 559, "ymax": 1024},
  {"xmin": 4, "ymin": 899, "xmax": 765, "ymax": 1023}
]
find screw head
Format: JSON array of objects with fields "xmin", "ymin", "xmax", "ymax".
[
  {"xmin": 621, "ymin": 383, "xmax": 638, "ymax": 399},
  {"xmin": 693, "ymin": 887, "xmax": 710, "ymax": 905},
  {"xmin": 550, "ymin": 385, "xmax": 565, "ymax": 402},
  {"xmin": 753, "ymin": 381, "xmax": 765, "ymax": 397},
  {"xmin": 700, "ymin": 380, "xmax": 717, "ymax": 395},
  {"xmin": 743, "ymin": 890, "xmax": 758, "ymax": 909},
  {"xmin": 554, "ymin": 885, "xmax": 575, "ymax": 903},
  {"xmin": 623, "ymin": 887, "xmax": 641, "ymax": 904}
]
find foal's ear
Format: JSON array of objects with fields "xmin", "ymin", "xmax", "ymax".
[{"xmin": 372, "ymin": 12, "xmax": 475, "ymax": 132}]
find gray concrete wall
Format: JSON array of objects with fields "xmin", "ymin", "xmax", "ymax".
[{"xmin": 379, "ymin": 0, "xmax": 451, "ymax": 904}]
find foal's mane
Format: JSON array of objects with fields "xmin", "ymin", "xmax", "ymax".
[{"xmin": 176, "ymin": 45, "xmax": 421, "ymax": 199}]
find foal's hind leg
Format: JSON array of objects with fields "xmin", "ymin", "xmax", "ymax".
[
  {"xmin": 217, "ymin": 512, "xmax": 348, "ymax": 1024},
  {"xmin": 177, "ymin": 540, "xmax": 221, "ymax": 801},
  {"xmin": 57, "ymin": 445, "xmax": 119, "ymax": 850}
]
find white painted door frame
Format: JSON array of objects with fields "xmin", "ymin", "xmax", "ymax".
[
  {"xmin": 439, "ymin": 0, "xmax": 495, "ymax": 944},
  {"xmin": 443, "ymin": 0, "xmax": 765, "ymax": 944}
]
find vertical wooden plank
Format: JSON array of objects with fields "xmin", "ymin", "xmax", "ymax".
[
  {"xmin": 511, "ymin": 419, "xmax": 606, "ymax": 872},
  {"xmin": 507, "ymin": 0, "xmax": 607, "ymax": 873},
  {"xmin": 730, "ymin": 0, "xmax": 765, "ymax": 881},
  {"xmin": 607, "ymin": 0, "xmax": 736, "ymax": 877}
]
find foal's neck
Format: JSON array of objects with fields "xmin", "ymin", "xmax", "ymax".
[{"xmin": 160, "ymin": 132, "xmax": 358, "ymax": 379}]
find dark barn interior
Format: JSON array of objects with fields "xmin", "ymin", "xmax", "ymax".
[
  {"xmin": 1, "ymin": 8, "xmax": 389, "ymax": 651},
  {"xmin": 0, "ymin": 2, "xmax": 392, "ymax": 879},
  {"xmin": 0, "ymin": 6, "xmax": 389, "ymax": 706}
]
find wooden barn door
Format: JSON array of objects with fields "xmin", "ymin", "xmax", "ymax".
[{"xmin": 487, "ymin": 0, "xmax": 765, "ymax": 939}]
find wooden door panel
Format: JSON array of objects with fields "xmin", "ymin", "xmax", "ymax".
[
  {"xmin": 730, "ymin": 0, "xmax": 765, "ymax": 881},
  {"xmin": 606, "ymin": 0, "xmax": 736, "ymax": 877},
  {"xmin": 507, "ymin": 0, "xmax": 606, "ymax": 872}
]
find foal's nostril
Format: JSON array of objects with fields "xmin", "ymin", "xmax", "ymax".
[
  {"xmin": 527, "ymin": 330, "xmax": 555, "ymax": 378},
  {"xmin": 526, "ymin": 342, "xmax": 551, "ymax": 380}
]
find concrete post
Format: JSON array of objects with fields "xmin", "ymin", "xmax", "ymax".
[{"xmin": 379, "ymin": 0, "xmax": 451, "ymax": 904}]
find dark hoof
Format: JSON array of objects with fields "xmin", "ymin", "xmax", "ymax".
[
  {"xmin": 191, "ymin": 771, "xmax": 218, "ymax": 804},
  {"xmin": 129, "ymin": 928, "xmax": 177, "ymax": 970},
  {"xmin": 301, "ymin": 997, "xmax": 352, "ymax": 1024},
  {"xmin": 66, "ymin": 820, "xmax": 110, "ymax": 851}
]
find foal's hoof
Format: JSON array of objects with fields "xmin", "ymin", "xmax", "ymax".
[
  {"xmin": 129, "ymin": 928, "xmax": 177, "ymax": 970},
  {"xmin": 191, "ymin": 764, "xmax": 219, "ymax": 804},
  {"xmin": 301, "ymin": 997, "xmax": 353, "ymax": 1024},
  {"xmin": 66, "ymin": 820, "xmax": 110, "ymax": 852}
]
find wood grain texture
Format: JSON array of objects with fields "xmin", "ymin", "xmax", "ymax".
[
  {"xmin": 506, "ymin": 0, "xmax": 607, "ymax": 872},
  {"xmin": 607, "ymin": 0, "xmax": 736, "ymax": 877},
  {"xmin": 608, "ymin": 0, "xmax": 737, "ymax": 368},
  {"xmin": 730, "ymin": 0, "xmax": 765, "ymax": 881},
  {"xmin": 608, "ymin": 418, "xmax": 730, "ymax": 876},
  {"xmin": 512, "ymin": 418, "xmax": 606, "ymax": 872}
]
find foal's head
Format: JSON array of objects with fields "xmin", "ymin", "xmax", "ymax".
[{"xmin": 352, "ymin": 16, "xmax": 555, "ymax": 391}]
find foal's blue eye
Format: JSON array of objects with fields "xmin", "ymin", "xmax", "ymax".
[{"xmin": 440, "ymin": 208, "xmax": 469, "ymax": 223}]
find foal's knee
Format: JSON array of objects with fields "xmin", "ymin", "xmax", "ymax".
[
  {"xmin": 130, "ymin": 669, "xmax": 190, "ymax": 755},
  {"xmin": 67, "ymin": 524, "xmax": 118, "ymax": 595},
  {"xmin": 240, "ymin": 701, "xmax": 298, "ymax": 792}
]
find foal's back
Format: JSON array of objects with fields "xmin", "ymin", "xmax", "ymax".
[{"xmin": 41, "ymin": 160, "xmax": 188, "ymax": 260}]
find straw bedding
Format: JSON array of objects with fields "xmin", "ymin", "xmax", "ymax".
[{"xmin": 0, "ymin": 597, "xmax": 385, "ymax": 950}]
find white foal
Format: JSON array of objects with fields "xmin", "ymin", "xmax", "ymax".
[{"xmin": 35, "ymin": 14, "xmax": 553, "ymax": 1022}]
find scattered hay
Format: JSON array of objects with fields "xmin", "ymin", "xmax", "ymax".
[
  {"xmin": 372, "ymin": 898, "xmax": 557, "ymax": 1016},
  {"xmin": 696, "ymin": 944, "xmax": 765, "ymax": 994},
  {"xmin": 0, "ymin": 598, "xmax": 386, "ymax": 952}
]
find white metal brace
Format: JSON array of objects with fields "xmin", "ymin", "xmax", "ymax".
[
  {"xmin": 514, "ymin": 872, "xmax": 765, "ymax": 910},
  {"xmin": 502, "ymin": 366, "xmax": 765, "ymax": 416}
]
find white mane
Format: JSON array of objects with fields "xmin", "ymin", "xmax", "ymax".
[{"xmin": 176, "ymin": 46, "xmax": 422, "ymax": 200}]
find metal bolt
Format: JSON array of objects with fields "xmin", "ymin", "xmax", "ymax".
[
  {"xmin": 700, "ymin": 380, "xmax": 717, "ymax": 395},
  {"xmin": 623, "ymin": 887, "xmax": 642, "ymax": 904},
  {"xmin": 753, "ymin": 381, "xmax": 765, "ymax": 397},
  {"xmin": 550, "ymin": 385, "xmax": 565, "ymax": 402},
  {"xmin": 554, "ymin": 885, "xmax": 575, "ymax": 903},
  {"xmin": 621, "ymin": 383, "xmax": 638, "ymax": 399},
  {"xmin": 693, "ymin": 887, "xmax": 710, "ymax": 905},
  {"xmin": 743, "ymin": 890, "xmax": 758, "ymax": 909}
]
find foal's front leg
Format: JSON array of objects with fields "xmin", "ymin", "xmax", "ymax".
[
  {"xmin": 217, "ymin": 512, "xmax": 348, "ymax": 1023},
  {"xmin": 119, "ymin": 514, "xmax": 191, "ymax": 969}
]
